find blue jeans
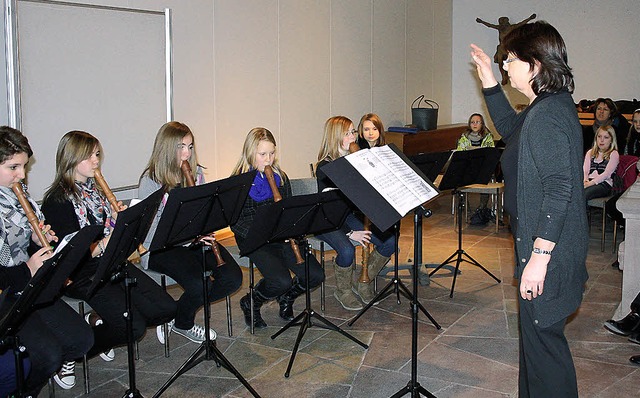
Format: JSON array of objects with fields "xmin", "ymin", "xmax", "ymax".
[{"xmin": 316, "ymin": 212, "xmax": 396, "ymax": 268}]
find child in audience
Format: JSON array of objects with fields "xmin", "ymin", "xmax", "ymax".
[
  {"xmin": 456, "ymin": 113, "xmax": 495, "ymax": 150},
  {"xmin": 315, "ymin": 116, "xmax": 395, "ymax": 308},
  {"xmin": 583, "ymin": 125, "xmax": 619, "ymax": 201},
  {"xmin": 231, "ymin": 127, "xmax": 324, "ymax": 328},
  {"xmin": 42, "ymin": 130, "xmax": 176, "ymax": 388},
  {"xmin": 457, "ymin": 113, "xmax": 496, "ymax": 219},
  {"xmin": 622, "ymin": 109, "xmax": 640, "ymax": 156},
  {"xmin": 138, "ymin": 122, "xmax": 242, "ymax": 342}
]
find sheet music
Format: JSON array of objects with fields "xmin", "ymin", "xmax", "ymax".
[
  {"xmin": 345, "ymin": 146, "xmax": 438, "ymax": 215},
  {"xmin": 53, "ymin": 231, "xmax": 77, "ymax": 255}
]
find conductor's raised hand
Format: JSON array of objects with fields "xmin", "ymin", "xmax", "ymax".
[{"xmin": 470, "ymin": 44, "xmax": 498, "ymax": 88}]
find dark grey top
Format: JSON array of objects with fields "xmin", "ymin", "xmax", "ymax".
[{"xmin": 484, "ymin": 85, "xmax": 589, "ymax": 327}]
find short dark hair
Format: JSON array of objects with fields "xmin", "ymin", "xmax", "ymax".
[
  {"xmin": 0, "ymin": 125, "xmax": 33, "ymax": 164},
  {"xmin": 502, "ymin": 21, "xmax": 574, "ymax": 95},
  {"xmin": 593, "ymin": 98, "xmax": 618, "ymax": 116}
]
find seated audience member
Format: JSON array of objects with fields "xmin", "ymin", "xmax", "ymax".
[
  {"xmin": 456, "ymin": 113, "xmax": 496, "ymax": 220},
  {"xmin": 456, "ymin": 113, "xmax": 495, "ymax": 150},
  {"xmin": 621, "ymin": 109, "xmax": 640, "ymax": 156},
  {"xmin": 582, "ymin": 98, "xmax": 630, "ymax": 155},
  {"xmin": 605, "ymin": 290, "xmax": 640, "ymax": 366},
  {"xmin": 583, "ymin": 125, "xmax": 619, "ymax": 201}
]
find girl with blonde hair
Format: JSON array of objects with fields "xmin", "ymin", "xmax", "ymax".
[
  {"xmin": 583, "ymin": 125, "xmax": 619, "ymax": 201},
  {"xmin": 42, "ymin": 130, "xmax": 176, "ymax": 388},
  {"xmin": 231, "ymin": 127, "xmax": 323, "ymax": 328},
  {"xmin": 316, "ymin": 116, "xmax": 395, "ymax": 309},
  {"xmin": 138, "ymin": 121, "xmax": 242, "ymax": 343}
]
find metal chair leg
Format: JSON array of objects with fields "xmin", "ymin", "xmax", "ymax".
[
  {"xmin": 161, "ymin": 275, "xmax": 170, "ymax": 357},
  {"xmin": 78, "ymin": 301, "xmax": 90, "ymax": 394},
  {"xmin": 226, "ymin": 295, "xmax": 233, "ymax": 337}
]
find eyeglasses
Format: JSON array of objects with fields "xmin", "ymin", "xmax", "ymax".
[
  {"xmin": 345, "ymin": 129, "xmax": 357, "ymax": 136},
  {"xmin": 502, "ymin": 57, "xmax": 519, "ymax": 67}
]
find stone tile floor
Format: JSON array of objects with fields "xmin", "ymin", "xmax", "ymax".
[{"xmin": 43, "ymin": 196, "xmax": 639, "ymax": 397}]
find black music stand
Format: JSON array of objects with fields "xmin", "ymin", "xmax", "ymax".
[
  {"xmin": 88, "ymin": 188, "xmax": 164, "ymax": 398},
  {"xmin": 241, "ymin": 190, "xmax": 368, "ymax": 378},
  {"xmin": 390, "ymin": 206, "xmax": 438, "ymax": 398},
  {"xmin": 0, "ymin": 225, "xmax": 103, "ymax": 397},
  {"xmin": 406, "ymin": 151, "xmax": 456, "ymax": 283},
  {"xmin": 148, "ymin": 171, "xmax": 261, "ymax": 398},
  {"xmin": 428, "ymin": 147, "xmax": 502, "ymax": 298}
]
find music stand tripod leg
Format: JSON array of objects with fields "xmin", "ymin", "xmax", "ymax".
[
  {"xmin": 390, "ymin": 208, "xmax": 438, "ymax": 398},
  {"xmin": 430, "ymin": 191, "xmax": 501, "ymax": 298},
  {"xmin": 153, "ymin": 245, "xmax": 261, "ymax": 398},
  {"xmin": 270, "ymin": 239, "xmax": 368, "ymax": 378}
]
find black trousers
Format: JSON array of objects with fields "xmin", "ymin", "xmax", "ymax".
[
  {"xmin": 518, "ymin": 296, "xmax": 578, "ymax": 397},
  {"xmin": 66, "ymin": 264, "xmax": 176, "ymax": 357},
  {"xmin": 18, "ymin": 299, "xmax": 93, "ymax": 396},
  {"xmin": 149, "ymin": 244, "xmax": 242, "ymax": 330},
  {"xmin": 246, "ymin": 241, "xmax": 324, "ymax": 299}
]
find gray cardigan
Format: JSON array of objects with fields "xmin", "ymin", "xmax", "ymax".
[{"xmin": 485, "ymin": 85, "xmax": 589, "ymax": 328}]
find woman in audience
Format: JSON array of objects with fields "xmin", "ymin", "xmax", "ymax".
[
  {"xmin": 231, "ymin": 127, "xmax": 323, "ymax": 328},
  {"xmin": 315, "ymin": 116, "xmax": 396, "ymax": 309},
  {"xmin": 357, "ymin": 113, "xmax": 386, "ymax": 149},
  {"xmin": 471, "ymin": 21, "xmax": 588, "ymax": 396},
  {"xmin": 42, "ymin": 130, "xmax": 176, "ymax": 389},
  {"xmin": 138, "ymin": 122, "xmax": 242, "ymax": 342},
  {"xmin": 583, "ymin": 98, "xmax": 629, "ymax": 155},
  {"xmin": 0, "ymin": 126, "xmax": 93, "ymax": 396},
  {"xmin": 583, "ymin": 125, "xmax": 619, "ymax": 201}
]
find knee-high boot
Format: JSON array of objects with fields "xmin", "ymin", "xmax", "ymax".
[
  {"xmin": 239, "ymin": 287, "xmax": 269, "ymax": 329},
  {"xmin": 276, "ymin": 278, "xmax": 306, "ymax": 321},
  {"xmin": 355, "ymin": 250, "xmax": 390, "ymax": 304},
  {"xmin": 334, "ymin": 264, "xmax": 363, "ymax": 310}
]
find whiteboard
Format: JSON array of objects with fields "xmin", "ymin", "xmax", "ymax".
[{"xmin": 5, "ymin": 0, "xmax": 171, "ymax": 200}]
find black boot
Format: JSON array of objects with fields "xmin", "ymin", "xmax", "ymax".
[
  {"xmin": 240, "ymin": 289, "xmax": 269, "ymax": 329},
  {"xmin": 276, "ymin": 278, "xmax": 306, "ymax": 321},
  {"xmin": 604, "ymin": 312, "xmax": 640, "ymax": 336}
]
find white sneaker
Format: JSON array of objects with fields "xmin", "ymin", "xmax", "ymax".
[
  {"xmin": 156, "ymin": 319, "xmax": 174, "ymax": 345},
  {"xmin": 99, "ymin": 348, "xmax": 115, "ymax": 362},
  {"xmin": 171, "ymin": 323, "xmax": 216, "ymax": 343},
  {"xmin": 53, "ymin": 361, "xmax": 76, "ymax": 389}
]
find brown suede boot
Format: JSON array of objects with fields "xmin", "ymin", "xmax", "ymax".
[
  {"xmin": 355, "ymin": 250, "xmax": 390, "ymax": 304},
  {"xmin": 333, "ymin": 264, "xmax": 363, "ymax": 310}
]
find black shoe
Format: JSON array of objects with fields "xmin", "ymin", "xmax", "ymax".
[
  {"xmin": 276, "ymin": 279, "xmax": 305, "ymax": 321},
  {"xmin": 239, "ymin": 293, "xmax": 267, "ymax": 329},
  {"xmin": 604, "ymin": 312, "xmax": 640, "ymax": 336},
  {"xmin": 630, "ymin": 355, "xmax": 640, "ymax": 365},
  {"xmin": 629, "ymin": 333, "xmax": 640, "ymax": 345}
]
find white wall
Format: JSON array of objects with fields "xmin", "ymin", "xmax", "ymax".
[
  {"xmin": 452, "ymin": 0, "xmax": 640, "ymax": 132},
  {"xmin": 1, "ymin": 0, "xmax": 452, "ymax": 186}
]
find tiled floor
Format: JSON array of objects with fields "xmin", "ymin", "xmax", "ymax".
[{"xmin": 43, "ymin": 195, "xmax": 640, "ymax": 397}]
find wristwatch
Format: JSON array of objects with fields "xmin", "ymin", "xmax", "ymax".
[{"xmin": 532, "ymin": 247, "xmax": 552, "ymax": 255}]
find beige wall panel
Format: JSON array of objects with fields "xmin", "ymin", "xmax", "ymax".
[
  {"xmin": 279, "ymin": 0, "xmax": 330, "ymax": 178},
  {"xmin": 214, "ymin": 0, "xmax": 279, "ymax": 177},
  {"xmin": 330, "ymin": 0, "xmax": 372, "ymax": 122}
]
